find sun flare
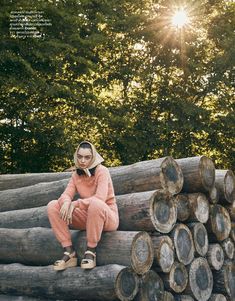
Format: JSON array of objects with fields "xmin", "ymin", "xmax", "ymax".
[{"xmin": 172, "ymin": 9, "xmax": 189, "ymax": 28}]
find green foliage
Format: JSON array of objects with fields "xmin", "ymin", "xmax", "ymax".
[{"xmin": 0, "ymin": 0, "xmax": 234, "ymax": 173}]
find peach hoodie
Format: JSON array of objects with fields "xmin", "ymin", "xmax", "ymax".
[{"xmin": 57, "ymin": 141, "xmax": 117, "ymax": 210}]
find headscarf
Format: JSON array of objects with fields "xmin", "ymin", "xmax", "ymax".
[{"xmin": 73, "ymin": 140, "xmax": 104, "ymax": 177}]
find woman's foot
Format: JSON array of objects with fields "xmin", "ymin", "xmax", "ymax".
[
  {"xmin": 54, "ymin": 246, "xmax": 77, "ymax": 271},
  {"xmin": 81, "ymin": 247, "xmax": 96, "ymax": 269}
]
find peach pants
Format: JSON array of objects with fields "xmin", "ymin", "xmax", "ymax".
[{"xmin": 47, "ymin": 198, "xmax": 119, "ymax": 248}]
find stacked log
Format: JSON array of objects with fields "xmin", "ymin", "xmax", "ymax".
[{"xmin": 0, "ymin": 156, "xmax": 234, "ymax": 301}]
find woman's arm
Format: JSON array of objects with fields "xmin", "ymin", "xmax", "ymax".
[
  {"xmin": 73, "ymin": 168, "xmax": 110, "ymax": 210},
  {"xmin": 58, "ymin": 174, "xmax": 77, "ymax": 206}
]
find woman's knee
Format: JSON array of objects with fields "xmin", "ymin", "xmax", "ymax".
[{"xmin": 47, "ymin": 199, "xmax": 60, "ymax": 213}]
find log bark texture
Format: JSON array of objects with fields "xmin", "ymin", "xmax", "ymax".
[
  {"xmin": 151, "ymin": 234, "xmax": 175, "ymax": 273},
  {"xmin": 185, "ymin": 257, "xmax": 213, "ymax": 301},
  {"xmin": 215, "ymin": 170, "xmax": 235, "ymax": 204},
  {"xmin": 0, "ymin": 190, "xmax": 176, "ymax": 233},
  {"xmin": 176, "ymin": 156, "xmax": 215, "ymax": 193},
  {"xmin": 206, "ymin": 205, "xmax": 231, "ymax": 242},
  {"xmin": 0, "ymin": 263, "xmax": 128, "ymax": 301},
  {"xmin": 206, "ymin": 244, "xmax": 224, "ymax": 271},
  {"xmin": 0, "ymin": 228, "xmax": 153, "ymax": 275},
  {"xmin": 170, "ymin": 224, "xmax": 195, "ymax": 265},
  {"xmin": 134, "ymin": 270, "xmax": 164, "ymax": 301}
]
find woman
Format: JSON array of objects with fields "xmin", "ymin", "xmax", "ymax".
[{"xmin": 47, "ymin": 140, "xmax": 119, "ymax": 271}]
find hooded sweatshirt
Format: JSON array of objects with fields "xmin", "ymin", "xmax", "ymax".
[{"xmin": 57, "ymin": 141, "xmax": 117, "ymax": 210}]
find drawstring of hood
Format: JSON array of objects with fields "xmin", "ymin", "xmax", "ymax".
[{"xmin": 73, "ymin": 141, "xmax": 104, "ymax": 177}]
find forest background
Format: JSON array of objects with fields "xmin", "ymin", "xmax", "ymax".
[{"xmin": 0, "ymin": 0, "xmax": 234, "ymax": 173}]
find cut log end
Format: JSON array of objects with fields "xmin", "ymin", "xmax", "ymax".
[
  {"xmin": 171, "ymin": 224, "xmax": 195, "ymax": 265},
  {"xmin": 150, "ymin": 191, "xmax": 177, "ymax": 233},
  {"xmin": 200, "ymin": 156, "xmax": 215, "ymax": 191},
  {"xmin": 175, "ymin": 194, "xmax": 190, "ymax": 222},
  {"xmin": 115, "ymin": 267, "xmax": 139, "ymax": 301},
  {"xmin": 168, "ymin": 262, "xmax": 188, "ymax": 293},
  {"xmin": 163, "ymin": 291, "xmax": 174, "ymax": 301},
  {"xmin": 208, "ymin": 205, "xmax": 231, "ymax": 241},
  {"xmin": 131, "ymin": 231, "xmax": 154, "ymax": 275},
  {"xmin": 187, "ymin": 257, "xmax": 213, "ymax": 301},
  {"xmin": 222, "ymin": 238, "xmax": 234, "ymax": 260},
  {"xmin": 160, "ymin": 156, "xmax": 184, "ymax": 195},
  {"xmin": 213, "ymin": 262, "xmax": 235, "ymax": 298},
  {"xmin": 207, "ymin": 244, "xmax": 224, "ymax": 271},
  {"xmin": 189, "ymin": 222, "xmax": 208, "ymax": 257},
  {"xmin": 209, "ymin": 294, "xmax": 227, "ymax": 301}
]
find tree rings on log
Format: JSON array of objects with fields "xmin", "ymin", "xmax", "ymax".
[
  {"xmin": 151, "ymin": 234, "xmax": 175, "ymax": 273},
  {"xmin": 215, "ymin": 170, "xmax": 235, "ymax": 204},
  {"xmin": 115, "ymin": 267, "xmax": 139, "ymax": 301},
  {"xmin": 208, "ymin": 294, "xmax": 227, "ymax": 301},
  {"xmin": 150, "ymin": 190, "xmax": 177, "ymax": 233},
  {"xmin": 176, "ymin": 156, "xmax": 215, "ymax": 193},
  {"xmin": 206, "ymin": 244, "xmax": 224, "ymax": 271},
  {"xmin": 207, "ymin": 205, "xmax": 231, "ymax": 242},
  {"xmin": 160, "ymin": 262, "xmax": 188, "ymax": 293},
  {"xmin": 134, "ymin": 270, "xmax": 164, "ymax": 301},
  {"xmin": 187, "ymin": 193, "xmax": 209, "ymax": 223},
  {"xmin": 213, "ymin": 261, "xmax": 235, "ymax": 298},
  {"xmin": 221, "ymin": 238, "xmax": 234, "ymax": 260},
  {"xmin": 188, "ymin": 222, "xmax": 208, "ymax": 257},
  {"xmin": 170, "ymin": 224, "xmax": 195, "ymax": 265},
  {"xmin": 185, "ymin": 257, "xmax": 213, "ymax": 301}
]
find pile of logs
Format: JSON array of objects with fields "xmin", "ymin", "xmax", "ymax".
[{"xmin": 0, "ymin": 155, "xmax": 234, "ymax": 301}]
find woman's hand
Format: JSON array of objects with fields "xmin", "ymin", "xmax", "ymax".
[{"xmin": 60, "ymin": 201, "xmax": 75, "ymax": 225}]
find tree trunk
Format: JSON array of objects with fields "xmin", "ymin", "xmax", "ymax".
[
  {"xmin": 0, "ymin": 172, "xmax": 71, "ymax": 191},
  {"xmin": 159, "ymin": 262, "xmax": 188, "ymax": 293},
  {"xmin": 175, "ymin": 193, "xmax": 209, "ymax": 223},
  {"xmin": 0, "ymin": 228, "xmax": 154, "ymax": 275},
  {"xmin": 169, "ymin": 224, "xmax": 195, "ymax": 265},
  {"xmin": 212, "ymin": 261, "xmax": 235, "ymax": 299},
  {"xmin": 208, "ymin": 294, "xmax": 227, "ymax": 301},
  {"xmin": 134, "ymin": 270, "xmax": 164, "ymax": 301},
  {"xmin": 221, "ymin": 238, "xmax": 234, "ymax": 260},
  {"xmin": 206, "ymin": 244, "xmax": 224, "ymax": 271},
  {"xmin": 215, "ymin": 170, "xmax": 235, "ymax": 204},
  {"xmin": 187, "ymin": 222, "xmax": 208, "ymax": 257},
  {"xmin": 0, "ymin": 263, "xmax": 130, "ymax": 301},
  {"xmin": 150, "ymin": 233, "xmax": 175, "ymax": 273},
  {"xmin": 184, "ymin": 257, "xmax": 213, "ymax": 301},
  {"xmin": 0, "ymin": 157, "xmax": 184, "ymax": 212},
  {"xmin": 206, "ymin": 205, "xmax": 231, "ymax": 242},
  {"xmin": 176, "ymin": 156, "xmax": 215, "ymax": 193},
  {"xmin": 0, "ymin": 190, "xmax": 177, "ymax": 234}
]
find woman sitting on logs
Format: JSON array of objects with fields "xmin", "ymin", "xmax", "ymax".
[{"xmin": 47, "ymin": 140, "xmax": 119, "ymax": 271}]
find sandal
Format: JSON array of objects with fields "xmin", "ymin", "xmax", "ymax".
[
  {"xmin": 53, "ymin": 251, "xmax": 77, "ymax": 271},
  {"xmin": 81, "ymin": 250, "xmax": 96, "ymax": 269}
]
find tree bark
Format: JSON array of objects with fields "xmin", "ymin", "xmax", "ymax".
[
  {"xmin": 134, "ymin": 270, "xmax": 164, "ymax": 301},
  {"xmin": 159, "ymin": 262, "xmax": 188, "ymax": 293},
  {"xmin": 187, "ymin": 222, "xmax": 208, "ymax": 257},
  {"xmin": 169, "ymin": 224, "xmax": 195, "ymax": 265},
  {"xmin": 0, "ymin": 172, "xmax": 71, "ymax": 191},
  {"xmin": 0, "ymin": 190, "xmax": 177, "ymax": 234},
  {"xmin": 221, "ymin": 238, "xmax": 234, "ymax": 260},
  {"xmin": 215, "ymin": 170, "xmax": 235, "ymax": 204},
  {"xmin": 206, "ymin": 244, "xmax": 224, "ymax": 271},
  {"xmin": 176, "ymin": 156, "xmax": 215, "ymax": 193},
  {"xmin": 150, "ymin": 233, "xmax": 175, "ymax": 273},
  {"xmin": 184, "ymin": 257, "xmax": 213, "ymax": 301},
  {"xmin": 0, "ymin": 228, "xmax": 153, "ymax": 275},
  {"xmin": 206, "ymin": 205, "xmax": 231, "ymax": 242},
  {"xmin": 0, "ymin": 263, "xmax": 130, "ymax": 301},
  {"xmin": 212, "ymin": 261, "xmax": 235, "ymax": 299},
  {"xmin": 0, "ymin": 157, "xmax": 184, "ymax": 212}
]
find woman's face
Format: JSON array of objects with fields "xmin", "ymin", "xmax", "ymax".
[{"xmin": 77, "ymin": 147, "xmax": 93, "ymax": 169}]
